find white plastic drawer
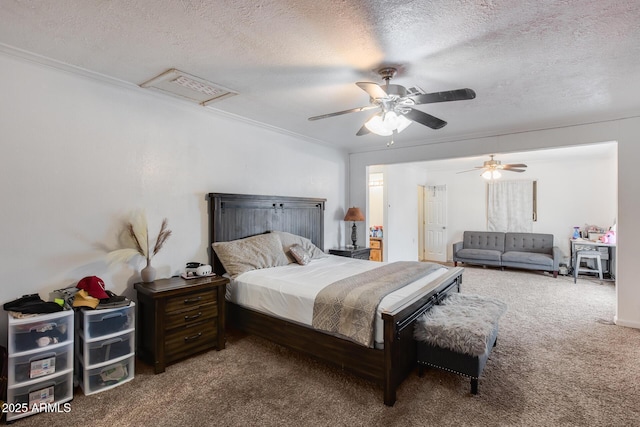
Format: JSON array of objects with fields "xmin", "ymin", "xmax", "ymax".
[
  {"xmin": 9, "ymin": 310, "xmax": 73, "ymax": 354},
  {"xmin": 78, "ymin": 303, "xmax": 134, "ymax": 339},
  {"xmin": 9, "ymin": 342, "xmax": 73, "ymax": 385},
  {"xmin": 79, "ymin": 331, "xmax": 134, "ymax": 366},
  {"xmin": 6, "ymin": 370, "xmax": 73, "ymax": 421},
  {"xmin": 79, "ymin": 355, "xmax": 135, "ymax": 395}
]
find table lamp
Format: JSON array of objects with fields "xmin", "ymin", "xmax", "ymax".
[{"xmin": 344, "ymin": 207, "xmax": 365, "ymax": 248}]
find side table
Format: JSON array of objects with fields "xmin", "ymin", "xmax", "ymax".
[
  {"xmin": 329, "ymin": 246, "xmax": 371, "ymax": 260},
  {"xmin": 134, "ymin": 275, "xmax": 228, "ymax": 374}
]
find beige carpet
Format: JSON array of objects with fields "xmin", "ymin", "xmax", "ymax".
[{"xmin": 19, "ymin": 267, "xmax": 640, "ymax": 426}]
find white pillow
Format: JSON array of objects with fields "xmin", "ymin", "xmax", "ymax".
[{"xmin": 212, "ymin": 233, "xmax": 289, "ymax": 278}]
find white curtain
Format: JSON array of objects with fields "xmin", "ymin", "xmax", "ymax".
[{"xmin": 487, "ymin": 180, "xmax": 533, "ymax": 232}]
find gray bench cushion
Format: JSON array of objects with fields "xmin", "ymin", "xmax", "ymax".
[{"xmin": 414, "ymin": 293, "xmax": 507, "ymax": 356}]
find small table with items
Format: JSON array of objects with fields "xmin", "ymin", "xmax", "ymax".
[
  {"xmin": 570, "ymin": 238, "xmax": 616, "ymax": 280},
  {"xmin": 328, "ymin": 246, "xmax": 371, "ymax": 260}
]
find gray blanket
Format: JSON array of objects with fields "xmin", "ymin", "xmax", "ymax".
[{"xmin": 312, "ymin": 261, "xmax": 444, "ymax": 347}]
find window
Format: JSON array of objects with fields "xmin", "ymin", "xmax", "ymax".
[{"xmin": 487, "ymin": 180, "xmax": 537, "ymax": 232}]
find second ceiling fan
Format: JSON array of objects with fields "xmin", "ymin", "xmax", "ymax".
[
  {"xmin": 458, "ymin": 155, "xmax": 528, "ymax": 179},
  {"xmin": 308, "ymin": 67, "xmax": 476, "ymax": 141}
]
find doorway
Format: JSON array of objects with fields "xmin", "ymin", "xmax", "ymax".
[
  {"xmin": 368, "ymin": 170, "xmax": 384, "ymax": 261},
  {"xmin": 420, "ymin": 184, "xmax": 448, "ymax": 262}
]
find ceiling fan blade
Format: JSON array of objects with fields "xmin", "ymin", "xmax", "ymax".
[
  {"xmin": 404, "ymin": 108, "xmax": 447, "ymax": 129},
  {"xmin": 308, "ymin": 105, "xmax": 379, "ymax": 121},
  {"xmin": 356, "ymin": 82, "xmax": 388, "ymax": 99},
  {"xmin": 356, "ymin": 112, "xmax": 383, "ymax": 136},
  {"xmin": 410, "ymin": 88, "xmax": 476, "ymax": 105},
  {"xmin": 456, "ymin": 169, "xmax": 480, "ymax": 174},
  {"xmin": 503, "ymin": 163, "xmax": 528, "ymax": 168},
  {"xmin": 504, "ymin": 168, "xmax": 526, "ymax": 173},
  {"xmin": 356, "ymin": 124, "xmax": 371, "ymax": 136}
]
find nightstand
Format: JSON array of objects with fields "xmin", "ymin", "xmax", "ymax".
[
  {"xmin": 134, "ymin": 275, "xmax": 228, "ymax": 374},
  {"xmin": 369, "ymin": 237, "xmax": 383, "ymax": 262},
  {"xmin": 329, "ymin": 246, "xmax": 371, "ymax": 260}
]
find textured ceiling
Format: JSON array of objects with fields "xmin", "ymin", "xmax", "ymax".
[{"xmin": 1, "ymin": 0, "xmax": 639, "ymax": 152}]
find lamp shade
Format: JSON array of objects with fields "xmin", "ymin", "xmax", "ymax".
[{"xmin": 344, "ymin": 207, "xmax": 365, "ymax": 222}]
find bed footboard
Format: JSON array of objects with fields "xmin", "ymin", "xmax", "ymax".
[{"xmin": 382, "ymin": 266, "xmax": 463, "ymax": 405}]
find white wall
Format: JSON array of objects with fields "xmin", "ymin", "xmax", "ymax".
[
  {"xmin": 425, "ymin": 144, "xmax": 617, "ymax": 263},
  {"xmin": 0, "ymin": 53, "xmax": 347, "ymax": 340},
  {"xmin": 349, "ymin": 120, "xmax": 640, "ymax": 329}
]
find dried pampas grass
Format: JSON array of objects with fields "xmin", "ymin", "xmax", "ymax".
[{"xmin": 107, "ymin": 211, "xmax": 172, "ymax": 265}]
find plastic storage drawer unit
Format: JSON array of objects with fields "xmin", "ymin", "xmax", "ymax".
[
  {"xmin": 9, "ymin": 312, "xmax": 73, "ymax": 354},
  {"xmin": 9, "ymin": 342, "xmax": 73, "ymax": 384},
  {"xmin": 78, "ymin": 354, "xmax": 134, "ymax": 395},
  {"xmin": 78, "ymin": 304, "xmax": 134, "ymax": 340},
  {"xmin": 5, "ymin": 370, "xmax": 73, "ymax": 421},
  {"xmin": 78, "ymin": 331, "xmax": 134, "ymax": 366},
  {"xmin": 6, "ymin": 310, "xmax": 74, "ymax": 422}
]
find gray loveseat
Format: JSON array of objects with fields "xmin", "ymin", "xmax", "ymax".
[{"xmin": 453, "ymin": 231, "xmax": 560, "ymax": 277}]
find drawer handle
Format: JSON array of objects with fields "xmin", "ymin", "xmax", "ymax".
[
  {"xmin": 184, "ymin": 332, "xmax": 202, "ymax": 342},
  {"xmin": 183, "ymin": 296, "xmax": 202, "ymax": 304},
  {"xmin": 184, "ymin": 312, "xmax": 202, "ymax": 321}
]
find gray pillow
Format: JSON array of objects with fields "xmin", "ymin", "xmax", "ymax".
[
  {"xmin": 270, "ymin": 231, "xmax": 327, "ymax": 263},
  {"xmin": 212, "ymin": 233, "xmax": 289, "ymax": 278}
]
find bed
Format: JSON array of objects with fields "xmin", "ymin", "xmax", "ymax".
[{"xmin": 207, "ymin": 192, "xmax": 464, "ymax": 406}]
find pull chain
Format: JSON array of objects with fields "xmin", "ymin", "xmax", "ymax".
[{"xmin": 387, "ymin": 129, "xmax": 397, "ymax": 147}]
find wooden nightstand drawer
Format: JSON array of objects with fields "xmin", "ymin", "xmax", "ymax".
[
  {"xmin": 164, "ymin": 289, "xmax": 216, "ymax": 313},
  {"xmin": 370, "ymin": 239, "xmax": 381, "ymax": 249},
  {"xmin": 164, "ymin": 302, "xmax": 217, "ymax": 330},
  {"xmin": 164, "ymin": 319, "xmax": 218, "ymax": 363}
]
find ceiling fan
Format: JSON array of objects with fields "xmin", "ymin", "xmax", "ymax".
[
  {"xmin": 307, "ymin": 67, "xmax": 476, "ymax": 144},
  {"xmin": 458, "ymin": 155, "xmax": 528, "ymax": 179}
]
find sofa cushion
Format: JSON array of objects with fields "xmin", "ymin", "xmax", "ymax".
[
  {"xmin": 456, "ymin": 248, "xmax": 502, "ymax": 263},
  {"xmin": 504, "ymin": 233, "xmax": 554, "ymax": 254},
  {"xmin": 462, "ymin": 231, "xmax": 505, "ymax": 252},
  {"xmin": 502, "ymin": 251, "xmax": 553, "ymax": 268}
]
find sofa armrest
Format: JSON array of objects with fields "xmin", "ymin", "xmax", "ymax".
[
  {"xmin": 552, "ymin": 246, "xmax": 561, "ymax": 271},
  {"xmin": 453, "ymin": 241, "xmax": 463, "ymax": 257}
]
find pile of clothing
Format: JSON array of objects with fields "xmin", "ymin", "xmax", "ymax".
[
  {"xmin": 3, "ymin": 294, "xmax": 63, "ymax": 317},
  {"xmin": 71, "ymin": 276, "xmax": 130, "ymax": 310},
  {"xmin": 3, "ymin": 276, "xmax": 130, "ymax": 320}
]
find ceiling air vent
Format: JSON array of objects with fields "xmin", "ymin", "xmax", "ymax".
[{"xmin": 140, "ymin": 69, "xmax": 237, "ymax": 105}]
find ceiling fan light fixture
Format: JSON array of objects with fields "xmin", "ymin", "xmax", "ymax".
[
  {"xmin": 364, "ymin": 112, "xmax": 412, "ymax": 136},
  {"xmin": 482, "ymin": 169, "xmax": 502, "ymax": 180}
]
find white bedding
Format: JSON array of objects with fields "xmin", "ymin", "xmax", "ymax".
[{"xmin": 226, "ymin": 255, "xmax": 448, "ymax": 346}]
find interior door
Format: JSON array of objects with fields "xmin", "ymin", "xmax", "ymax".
[{"xmin": 425, "ymin": 185, "xmax": 447, "ymax": 262}]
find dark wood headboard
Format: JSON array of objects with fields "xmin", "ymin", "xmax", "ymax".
[{"xmin": 207, "ymin": 193, "xmax": 326, "ymax": 275}]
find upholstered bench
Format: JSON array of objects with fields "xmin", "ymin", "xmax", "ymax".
[{"xmin": 414, "ymin": 293, "xmax": 507, "ymax": 394}]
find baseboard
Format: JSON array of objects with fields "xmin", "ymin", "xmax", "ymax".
[{"xmin": 613, "ymin": 315, "xmax": 640, "ymax": 329}]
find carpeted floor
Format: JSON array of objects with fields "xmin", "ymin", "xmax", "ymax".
[{"xmin": 16, "ymin": 266, "xmax": 640, "ymax": 426}]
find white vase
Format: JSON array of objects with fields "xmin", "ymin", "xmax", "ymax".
[{"xmin": 141, "ymin": 259, "xmax": 156, "ymax": 282}]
